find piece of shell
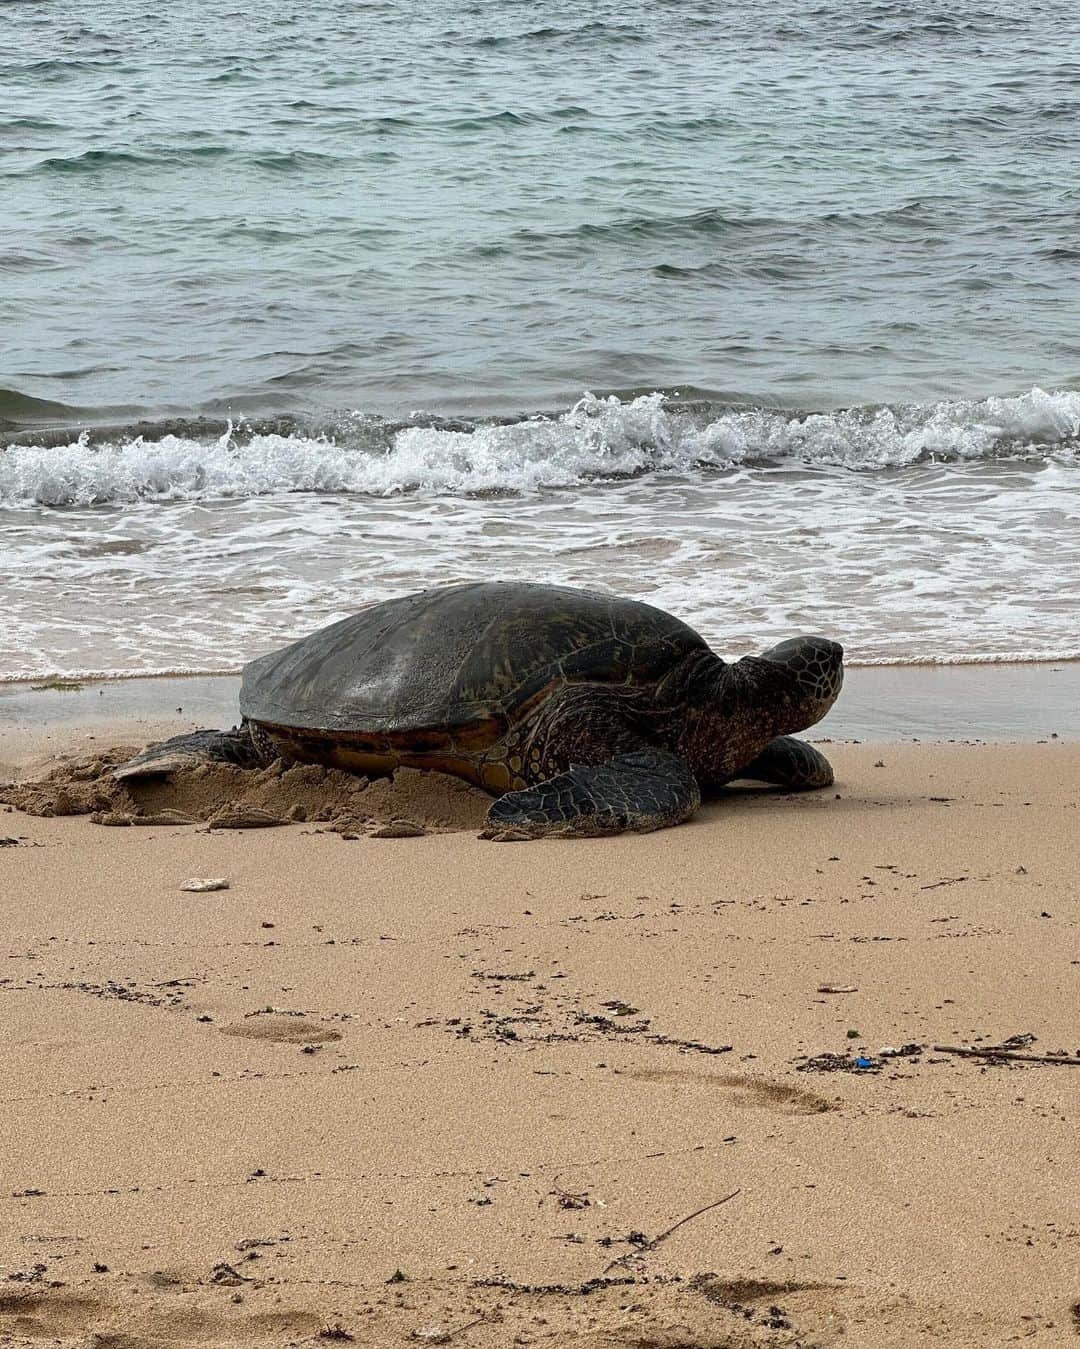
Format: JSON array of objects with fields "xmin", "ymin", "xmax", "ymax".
[
  {"xmin": 817, "ymin": 984, "xmax": 859, "ymax": 994},
  {"xmin": 180, "ymin": 877, "xmax": 230, "ymax": 893}
]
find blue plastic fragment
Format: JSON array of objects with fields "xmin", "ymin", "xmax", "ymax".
[{"xmin": 854, "ymin": 1056, "xmax": 875, "ymax": 1069}]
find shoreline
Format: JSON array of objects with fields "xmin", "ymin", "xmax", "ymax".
[{"xmin": 5, "ymin": 649, "xmax": 1080, "ymax": 684}]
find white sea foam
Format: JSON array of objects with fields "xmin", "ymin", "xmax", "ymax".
[
  {"xmin": 4, "ymin": 388, "xmax": 1080, "ymax": 681},
  {"xmin": 2, "ymin": 388, "xmax": 1080, "ymax": 507}
]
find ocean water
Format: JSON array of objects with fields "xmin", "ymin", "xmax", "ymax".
[{"xmin": 3, "ymin": 0, "xmax": 1080, "ymax": 679}]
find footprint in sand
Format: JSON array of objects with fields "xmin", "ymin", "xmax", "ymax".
[
  {"xmin": 0, "ymin": 1289, "xmax": 322, "ymax": 1344},
  {"xmin": 0, "ymin": 1293, "xmax": 100, "ymax": 1341},
  {"xmin": 218, "ymin": 1013, "xmax": 342, "ymax": 1045},
  {"xmin": 626, "ymin": 1069, "xmax": 832, "ymax": 1114},
  {"xmin": 694, "ymin": 1276, "xmax": 827, "ymax": 1306}
]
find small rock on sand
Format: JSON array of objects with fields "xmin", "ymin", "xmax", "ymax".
[
  {"xmin": 180, "ymin": 877, "xmax": 230, "ymax": 893},
  {"xmin": 371, "ymin": 819, "xmax": 426, "ymax": 839}
]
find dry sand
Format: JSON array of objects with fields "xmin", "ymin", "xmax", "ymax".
[{"xmin": 1, "ymin": 719, "xmax": 1079, "ymax": 1346}]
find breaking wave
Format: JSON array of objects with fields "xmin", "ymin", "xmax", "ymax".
[{"xmin": 2, "ymin": 387, "xmax": 1080, "ymax": 508}]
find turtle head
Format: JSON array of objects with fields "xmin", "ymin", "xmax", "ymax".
[
  {"xmin": 753, "ymin": 635, "xmax": 844, "ymax": 733},
  {"xmin": 671, "ymin": 635, "xmax": 843, "ymax": 784}
]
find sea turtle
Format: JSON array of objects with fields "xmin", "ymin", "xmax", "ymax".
[{"xmin": 116, "ymin": 582, "xmax": 843, "ymax": 838}]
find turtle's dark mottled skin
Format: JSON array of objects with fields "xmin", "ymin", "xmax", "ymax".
[{"xmin": 116, "ymin": 583, "xmax": 844, "ymax": 838}]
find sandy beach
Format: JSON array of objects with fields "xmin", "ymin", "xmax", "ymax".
[
  {"xmin": 8, "ymin": 0, "xmax": 1080, "ymax": 1342},
  {"xmin": 2, "ymin": 694, "xmax": 1079, "ymax": 1347}
]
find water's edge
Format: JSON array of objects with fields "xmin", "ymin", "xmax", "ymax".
[{"xmin": 4, "ymin": 650, "xmax": 1080, "ymax": 687}]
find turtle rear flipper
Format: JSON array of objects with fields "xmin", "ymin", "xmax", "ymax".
[
  {"xmin": 482, "ymin": 748, "xmax": 700, "ymax": 840},
  {"xmin": 735, "ymin": 735, "xmax": 834, "ymax": 790},
  {"xmin": 113, "ymin": 726, "xmax": 263, "ymax": 781}
]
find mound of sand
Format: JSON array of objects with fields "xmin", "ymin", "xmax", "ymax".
[{"xmin": 0, "ymin": 747, "xmax": 491, "ymax": 835}]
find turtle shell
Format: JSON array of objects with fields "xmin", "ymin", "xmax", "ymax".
[{"xmin": 239, "ymin": 582, "xmax": 707, "ymax": 742}]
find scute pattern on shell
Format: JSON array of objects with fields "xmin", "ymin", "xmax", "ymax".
[{"xmin": 239, "ymin": 582, "xmax": 707, "ymax": 738}]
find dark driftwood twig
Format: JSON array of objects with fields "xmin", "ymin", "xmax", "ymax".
[
  {"xmin": 934, "ymin": 1044, "xmax": 1080, "ymax": 1066},
  {"xmin": 436, "ymin": 1313, "xmax": 491, "ymax": 1343},
  {"xmin": 602, "ymin": 1189, "xmax": 741, "ymax": 1274}
]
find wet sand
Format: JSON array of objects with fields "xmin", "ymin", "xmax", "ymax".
[
  {"xmin": 3, "ymin": 659, "xmax": 1079, "ymax": 764},
  {"xmin": 1, "ymin": 686, "xmax": 1079, "ymax": 1346}
]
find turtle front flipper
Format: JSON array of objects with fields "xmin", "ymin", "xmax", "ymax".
[
  {"xmin": 112, "ymin": 725, "xmax": 266, "ymax": 781},
  {"xmin": 735, "ymin": 735, "xmax": 834, "ymax": 790},
  {"xmin": 481, "ymin": 748, "xmax": 701, "ymax": 840}
]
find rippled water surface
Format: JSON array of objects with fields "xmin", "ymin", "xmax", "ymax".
[{"xmin": 3, "ymin": 0, "xmax": 1080, "ymax": 677}]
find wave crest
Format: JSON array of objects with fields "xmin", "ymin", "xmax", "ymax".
[{"xmin": 1, "ymin": 388, "xmax": 1079, "ymax": 507}]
